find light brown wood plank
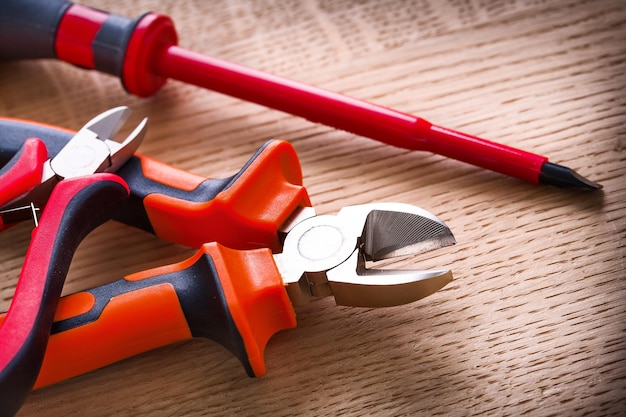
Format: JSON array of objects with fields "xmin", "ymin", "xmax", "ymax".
[{"xmin": 0, "ymin": 0, "xmax": 624, "ymax": 415}]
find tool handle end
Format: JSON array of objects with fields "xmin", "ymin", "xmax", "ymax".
[{"xmin": 0, "ymin": 0, "xmax": 71, "ymax": 60}]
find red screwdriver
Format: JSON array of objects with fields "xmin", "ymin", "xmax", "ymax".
[{"xmin": 0, "ymin": 0, "xmax": 601, "ymax": 190}]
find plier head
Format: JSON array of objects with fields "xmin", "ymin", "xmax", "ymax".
[
  {"xmin": 46, "ymin": 106, "xmax": 147, "ymax": 179},
  {"xmin": 0, "ymin": 106, "xmax": 147, "ymax": 225},
  {"xmin": 276, "ymin": 203, "xmax": 456, "ymax": 308}
]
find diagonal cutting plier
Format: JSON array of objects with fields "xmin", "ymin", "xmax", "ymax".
[
  {"xmin": 0, "ymin": 107, "xmax": 147, "ymax": 416},
  {"xmin": 11, "ymin": 202, "xmax": 455, "ymax": 389},
  {"xmin": 0, "ymin": 110, "xmax": 455, "ymax": 416}
]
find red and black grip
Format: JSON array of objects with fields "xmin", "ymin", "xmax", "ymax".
[
  {"xmin": 0, "ymin": 242, "xmax": 296, "ymax": 389},
  {"xmin": 0, "ymin": 174, "xmax": 129, "ymax": 417},
  {"xmin": 0, "ymin": 0, "xmax": 140, "ymax": 77},
  {"xmin": 0, "ymin": 117, "xmax": 311, "ymax": 251},
  {"xmin": 0, "ymin": 138, "xmax": 48, "ymax": 228},
  {"xmin": 0, "ymin": 0, "xmax": 174, "ymax": 96}
]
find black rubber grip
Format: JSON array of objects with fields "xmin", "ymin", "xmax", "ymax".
[
  {"xmin": 0, "ymin": 0, "xmax": 71, "ymax": 60},
  {"xmin": 0, "ymin": 118, "xmax": 71, "ymax": 159},
  {"xmin": 0, "ymin": 0, "xmax": 142, "ymax": 77},
  {"xmin": 90, "ymin": 11, "xmax": 141, "ymax": 76}
]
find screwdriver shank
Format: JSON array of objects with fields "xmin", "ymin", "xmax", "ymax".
[{"xmin": 157, "ymin": 46, "xmax": 549, "ymax": 183}]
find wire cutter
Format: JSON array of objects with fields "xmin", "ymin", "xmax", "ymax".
[
  {"xmin": 4, "ymin": 204, "xmax": 455, "ymax": 389},
  {"xmin": 0, "ymin": 107, "xmax": 147, "ymax": 417}
]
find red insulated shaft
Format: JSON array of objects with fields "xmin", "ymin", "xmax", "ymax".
[
  {"xmin": 121, "ymin": 13, "xmax": 547, "ymax": 184},
  {"xmin": 157, "ymin": 46, "xmax": 547, "ymax": 183}
]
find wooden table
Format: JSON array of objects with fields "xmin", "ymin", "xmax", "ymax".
[{"xmin": 1, "ymin": 0, "xmax": 624, "ymax": 415}]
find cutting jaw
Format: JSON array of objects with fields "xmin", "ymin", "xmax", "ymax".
[
  {"xmin": 275, "ymin": 203, "xmax": 456, "ymax": 308},
  {"xmin": 1, "ymin": 107, "xmax": 147, "ymax": 219},
  {"xmin": 46, "ymin": 106, "xmax": 147, "ymax": 180}
]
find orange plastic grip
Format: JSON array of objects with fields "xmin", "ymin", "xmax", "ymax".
[
  {"xmin": 201, "ymin": 243, "xmax": 297, "ymax": 376},
  {"xmin": 142, "ymin": 140, "xmax": 311, "ymax": 251},
  {"xmin": 6, "ymin": 241, "xmax": 297, "ymax": 389},
  {"xmin": 33, "ymin": 283, "xmax": 192, "ymax": 388}
]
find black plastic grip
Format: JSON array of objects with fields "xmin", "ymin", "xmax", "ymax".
[
  {"xmin": 0, "ymin": 118, "xmax": 71, "ymax": 159},
  {"xmin": 0, "ymin": 0, "xmax": 71, "ymax": 60},
  {"xmin": 0, "ymin": 175, "xmax": 129, "ymax": 417},
  {"xmin": 90, "ymin": 11, "xmax": 141, "ymax": 76}
]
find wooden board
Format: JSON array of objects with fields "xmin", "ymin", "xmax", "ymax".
[{"xmin": 1, "ymin": 0, "xmax": 624, "ymax": 415}]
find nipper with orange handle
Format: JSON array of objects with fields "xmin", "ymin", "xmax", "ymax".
[
  {"xmin": 0, "ymin": 109, "xmax": 312, "ymax": 417},
  {"xmin": 9, "ymin": 202, "xmax": 455, "ymax": 391},
  {"xmin": 0, "ymin": 108, "xmax": 315, "ymax": 416}
]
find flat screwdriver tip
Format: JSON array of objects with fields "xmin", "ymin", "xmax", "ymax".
[{"xmin": 539, "ymin": 162, "xmax": 602, "ymax": 190}]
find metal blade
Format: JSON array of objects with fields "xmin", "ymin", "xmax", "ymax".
[
  {"xmin": 327, "ymin": 250, "xmax": 453, "ymax": 307},
  {"xmin": 334, "ymin": 203, "xmax": 455, "ymax": 261},
  {"xmin": 278, "ymin": 202, "xmax": 456, "ymax": 308},
  {"xmin": 362, "ymin": 208, "xmax": 455, "ymax": 261},
  {"xmin": 82, "ymin": 106, "xmax": 131, "ymax": 139},
  {"xmin": 49, "ymin": 107, "xmax": 146, "ymax": 178}
]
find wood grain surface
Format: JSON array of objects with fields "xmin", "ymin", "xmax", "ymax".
[{"xmin": 1, "ymin": 0, "xmax": 625, "ymax": 415}]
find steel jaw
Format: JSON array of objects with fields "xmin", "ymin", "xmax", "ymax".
[
  {"xmin": 1, "ymin": 107, "xmax": 147, "ymax": 221},
  {"xmin": 47, "ymin": 106, "xmax": 147, "ymax": 180},
  {"xmin": 275, "ymin": 203, "xmax": 456, "ymax": 308}
]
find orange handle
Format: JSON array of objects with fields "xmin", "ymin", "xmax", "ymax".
[
  {"xmin": 32, "ymin": 283, "xmax": 192, "ymax": 388},
  {"xmin": 0, "ymin": 242, "xmax": 296, "ymax": 389},
  {"xmin": 131, "ymin": 139, "xmax": 310, "ymax": 251}
]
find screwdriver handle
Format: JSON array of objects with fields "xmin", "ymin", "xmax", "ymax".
[
  {"xmin": 0, "ymin": 0, "xmax": 142, "ymax": 77},
  {"xmin": 0, "ymin": 0, "xmax": 72, "ymax": 60},
  {"xmin": 0, "ymin": 118, "xmax": 311, "ymax": 251},
  {"xmin": 0, "ymin": 242, "xmax": 296, "ymax": 389},
  {"xmin": 0, "ymin": 174, "xmax": 129, "ymax": 417},
  {"xmin": 0, "ymin": 0, "xmax": 172, "ymax": 95}
]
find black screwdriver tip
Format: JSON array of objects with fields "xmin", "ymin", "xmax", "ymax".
[{"xmin": 539, "ymin": 162, "xmax": 602, "ymax": 190}]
